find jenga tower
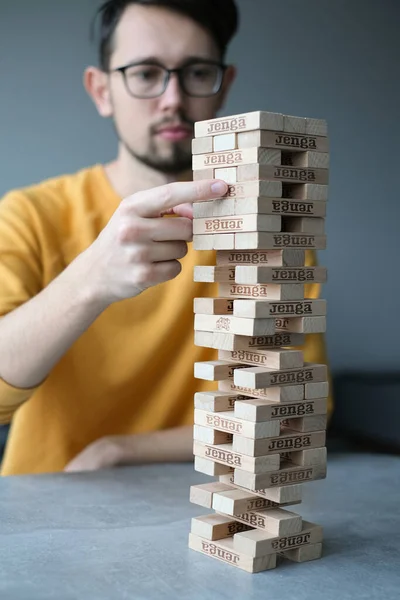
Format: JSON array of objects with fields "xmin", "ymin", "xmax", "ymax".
[{"xmin": 188, "ymin": 111, "xmax": 329, "ymax": 573}]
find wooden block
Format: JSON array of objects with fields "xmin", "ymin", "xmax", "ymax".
[
  {"xmin": 282, "ymin": 151, "xmax": 329, "ymax": 169},
  {"xmin": 214, "ymin": 167, "xmax": 237, "ymax": 183},
  {"xmin": 233, "ymin": 299, "xmax": 326, "ymax": 319},
  {"xmin": 219, "ymin": 283, "xmax": 305, "ymax": 301},
  {"xmin": 222, "ymin": 479, "xmax": 303, "ymax": 504},
  {"xmin": 284, "ymin": 115, "xmax": 307, "ymax": 134},
  {"xmin": 188, "ymin": 533, "xmax": 277, "ymax": 573},
  {"xmin": 236, "ymin": 164, "xmax": 329, "ymax": 185},
  {"xmin": 190, "ymin": 482, "xmax": 235, "ymax": 509},
  {"xmin": 282, "ymin": 414, "xmax": 328, "ymax": 433},
  {"xmin": 220, "ymin": 380, "xmax": 305, "ymax": 403},
  {"xmin": 193, "ymin": 148, "xmax": 281, "ymax": 171},
  {"xmin": 283, "ymin": 182, "xmax": 328, "ymax": 201},
  {"xmin": 193, "ymin": 234, "xmax": 235, "ymax": 250},
  {"xmin": 232, "ymin": 429, "xmax": 326, "ymax": 458},
  {"xmin": 191, "ymin": 514, "xmax": 251, "ymax": 540},
  {"xmin": 234, "ymin": 265, "xmax": 327, "ymax": 284},
  {"xmin": 212, "ymin": 489, "xmax": 285, "ymax": 514},
  {"xmin": 233, "ymin": 520, "xmax": 323, "ymax": 557},
  {"xmin": 306, "ymin": 118, "xmax": 328, "ymax": 137},
  {"xmin": 194, "ymin": 359, "xmax": 247, "ymax": 381},
  {"xmin": 194, "ymin": 111, "xmax": 284, "ymax": 138},
  {"xmin": 282, "ymin": 217, "xmax": 325, "ymax": 234},
  {"xmin": 193, "ymin": 214, "xmax": 282, "ymax": 235},
  {"xmin": 213, "ymin": 133, "xmax": 237, "ymax": 151},
  {"xmin": 275, "ymin": 316, "xmax": 326, "ymax": 333},
  {"xmin": 233, "ymin": 363, "xmax": 328, "ymax": 391},
  {"xmin": 284, "ymin": 446, "xmax": 327, "ymax": 467},
  {"xmin": 234, "ymin": 398, "xmax": 328, "ymax": 423},
  {"xmin": 194, "ymin": 390, "xmax": 246, "ymax": 412},
  {"xmin": 282, "ymin": 541, "xmax": 323, "ymax": 562},
  {"xmin": 305, "ymin": 381, "xmax": 329, "ymax": 399},
  {"xmin": 236, "ymin": 129, "xmax": 329, "ymax": 153},
  {"xmin": 218, "ymin": 348, "xmax": 304, "ymax": 370},
  {"xmin": 194, "ymin": 455, "xmax": 233, "ymax": 476},
  {"xmin": 216, "ymin": 249, "xmax": 305, "ymax": 267},
  {"xmin": 193, "ymin": 441, "xmax": 280, "ymax": 474},
  {"xmin": 192, "ymin": 199, "xmax": 235, "ymax": 219},
  {"xmin": 192, "ymin": 137, "xmax": 213, "ymax": 155},
  {"xmin": 194, "ymin": 313, "xmax": 276, "ymax": 337},
  {"xmin": 223, "ymin": 180, "xmax": 283, "ymax": 199},
  {"xmin": 234, "ymin": 198, "xmax": 327, "ymax": 218},
  {"xmin": 229, "ymin": 508, "xmax": 302, "ymax": 536},
  {"xmin": 194, "ymin": 298, "xmax": 233, "ymax": 315},
  {"xmin": 233, "ymin": 461, "xmax": 327, "ymax": 492},
  {"xmin": 234, "ymin": 232, "xmax": 326, "ymax": 250},
  {"xmin": 192, "ymin": 167, "xmax": 214, "ymax": 181},
  {"xmin": 193, "ymin": 266, "xmax": 235, "ymax": 284},
  {"xmin": 193, "ymin": 424, "xmax": 233, "ymax": 445},
  {"xmin": 194, "ymin": 409, "xmax": 281, "ymax": 439},
  {"xmin": 194, "ymin": 330, "xmax": 304, "ymax": 352}
]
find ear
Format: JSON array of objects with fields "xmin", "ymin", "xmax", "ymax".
[
  {"xmin": 215, "ymin": 64, "xmax": 237, "ymax": 112},
  {"xmin": 83, "ymin": 66, "xmax": 113, "ymax": 118}
]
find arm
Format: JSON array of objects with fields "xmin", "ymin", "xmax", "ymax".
[{"xmin": 64, "ymin": 425, "xmax": 194, "ymax": 472}]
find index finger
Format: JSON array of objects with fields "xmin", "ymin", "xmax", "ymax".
[{"xmin": 124, "ymin": 179, "xmax": 228, "ymax": 218}]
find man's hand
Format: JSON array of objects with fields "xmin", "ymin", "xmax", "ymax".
[
  {"xmin": 79, "ymin": 179, "xmax": 228, "ymax": 309},
  {"xmin": 64, "ymin": 426, "xmax": 194, "ymax": 472}
]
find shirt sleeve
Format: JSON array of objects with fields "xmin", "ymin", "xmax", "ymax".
[{"xmin": 0, "ymin": 191, "xmax": 44, "ymax": 422}]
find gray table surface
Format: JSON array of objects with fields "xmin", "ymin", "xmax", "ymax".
[{"xmin": 0, "ymin": 451, "xmax": 399, "ymax": 600}]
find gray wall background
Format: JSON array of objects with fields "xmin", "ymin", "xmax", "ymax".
[{"xmin": 0, "ymin": 0, "xmax": 399, "ymax": 375}]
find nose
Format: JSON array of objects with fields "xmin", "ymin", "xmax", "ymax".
[{"xmin": 157, "ymin": 72, "xmax": 185, "ymax": 112}]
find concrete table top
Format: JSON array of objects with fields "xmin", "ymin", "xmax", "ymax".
[{"xmin": 0, "ymin": 452, "xmax": 399, "ymax": 600}]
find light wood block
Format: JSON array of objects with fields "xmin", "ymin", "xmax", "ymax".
[
  {"xmin": 192, "ymin": 137, "xmax": 213, "ymax": 155},
  {"xmin": 282, "ymin": 541, "xmax": 323, "ymax": 562},
  {"xmin": 219, "ymin": 380, "xmax": 305, "ymax": 403},
  {"xmin": 283, "ymin": 151, "xmax": 329, "ymax": 169},
  {"xmin": 193, "ymin": 214, "xmax": 282, "ymax": 235},
  {"xmin": 194, "ymin": 330, "xmax": 304, "ymax": 352},
  {"xmin": 194, "ymin": 313, "xmax": 276, "ymax": 337},
  {"xmin": 306, "ymin": 118, "xmax": 328, "ymax": 137},
  {"xmin": 234, "ymin": 398, "xmax": 328, "ymax": 423},
  {"xmin": 233, "ymin": 299, "xmax": 326, "ymax": 319},
  {"xmin": 193, "ymin": 234, "xmax": 235, "ymax": 250},
  {"xmin": 275, "ymin": 316, "xmax": 326, "ymax": 333},
  {"xmin": 219, "ymin": 477, "xmax": 303, "ymax": 504},
  {"xmin": 213, "ymin": 133, "xmax": 237, "ymax": 151},
  {"xmin": 194, "ymin": 360, "xmax": 246, "ymax": 382},
  {"xmin": 192, "ymin": 199, "xmax": 234, "ymax": 219},
  {"xmin": 194, "ymin": 390, "xmax": 248, "ymax": 412},
  {"xmin": 193, "ymin": 148, "xmax": 281, "ymax": 171},
  {"xmin": 282, "ymin": 216, "xmax": 325, "ymax": 234},
  {"xmin": 224, "ymin": 180, "xmax": 283, "ymax": 199},
  {"xmin": 194, "ymin": 111, "xmax": 284, "ymax": 138},
  {"xmin": 218, "ymin": 348, "xmax": 303, "ymax": 370},
  {"xmin": 194, "ymin": 298, "xmax": 234, "ymax": 315},
  {"xmin": 212, "ymin": 489, "xmax": 284, "ymax": 514},
  {"xmin": 218, "ymin": 282, "xmax": 305, "ymax": 301},
  {"xmin": 194, "ymin": 409, "xmax": 281, "ymax": 439},
  {"xmin": 232, "ymin": 429, "xmax": 326, "ymax": 458},
  {"xmin": 191, "ymin": 514, "xmax": 251, "ymax": 540},
  {"xmin": 284, "ymin": 446, "xmax": 327, "ymax": 467},
  {"xmin": 283, "ymin": 182, "xmax": 328, "ymax": 201},
  {"xmin": 231, "ymin": 198, "xmax": 327, "ymax": 218},
  {"xmin": 194, "ymin": 441, "xmax": 280, "ymax": 474},
  {"xmin": 234, "ymin": 265, "xmax": 327, "ymax": 284},
  {"xmin": 193, "ymin": 266, "xmax": 235, "ymax": 284},
  {"xmin": 194, "ymin": 455, "xmax": 233, "ymax": 476},
  {"xmin": 284, "ymin": 115, "xmax": 307, "ymax": 134},
  {"xmin": 236, "ymin": 164, "xmax": 329, "ymax": 185},
  {"xmin": 216, "ymin": 249, "xmax": 305, "ymax": 267},
  {"xmin": 233, "ymin": 461, "xmax": 327, "ymax": 492},
  {"xmin": 188, "ymin": 533, "xmax": 277, "ymax": 573},
  {"xmin": 233, "ymin": 520, "xmax": 323, "ymax": 557},
  {"xmin": 236, "ymin": 129, "xmax": 329, "ymax": 153},
  {"xmin": 233, "ymin": 363, "xmax": 328, "ymax": 391},
  {"xmin": 193, "ymin": 424, "xmax": 233, "ymax": 445},
  {"xmin": 190, "ymin": 482, "xmax": 235, "ymax": 509},
  {"xmin": 234, "ymin": 232, "xmax": 327, "ymax": 250},
  {"xmin": 214, "ymin": 167, "xmax": 237, "ymax": 183},
  {"xmin": 230, "ymin": 508, "xmax": 302, "ymax": 536},
  {"xmin": 305, "ymin": 381, "xmax": 329, "ymax": 399},
  {"xmin": 281, "ymin": 414, "xmax": 328, "ymax": 433}
]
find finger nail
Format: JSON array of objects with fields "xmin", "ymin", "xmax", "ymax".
[{"xmin": 211, "ymin": 181, "xmax": 228, "ymax": 195}]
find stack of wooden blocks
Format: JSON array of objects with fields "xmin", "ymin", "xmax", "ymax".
[{"xmin": 188, "ymin": 110, "xmax": 329, "ymax": 573}]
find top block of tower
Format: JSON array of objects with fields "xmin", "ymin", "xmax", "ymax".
[{"xmin": 194, "ymin": 111, "xmax": 328, "ymax": 139}]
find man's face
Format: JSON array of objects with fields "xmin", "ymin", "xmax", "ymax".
[{"xmin": 105, "ymin": 4, "xmax": 234, "ymax": 174}]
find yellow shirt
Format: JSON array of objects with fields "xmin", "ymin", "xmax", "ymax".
[{"xmin": 0, "ymin": 165, "xmax": 332, "ymax": 475}]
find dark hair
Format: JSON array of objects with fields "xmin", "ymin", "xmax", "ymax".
[{"xmin": 92, "ymin": 0, "xmax": 239, "ymax": 71}]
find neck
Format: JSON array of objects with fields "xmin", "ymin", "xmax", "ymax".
[{"xmin": 104, "ymin": 144, "xmax": 192, "ymax": 199}]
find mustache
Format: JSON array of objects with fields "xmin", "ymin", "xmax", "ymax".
[{"xmin": 150, "ymin": 115, "xmax": 194, "ymax": 133}]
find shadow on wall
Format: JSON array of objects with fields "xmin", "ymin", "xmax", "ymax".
[{"xmin": 0, "ymin": 425, "xmax": 10, "ymax": 464}]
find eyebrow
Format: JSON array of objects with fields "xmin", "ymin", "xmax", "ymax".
[{"xmin": 116, "ymin": 55, "xmax": 220, "ymax": 68}]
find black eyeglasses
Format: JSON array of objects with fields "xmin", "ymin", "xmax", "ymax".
[{"xmin": 109, "ymin": 59, "xmax": 228, "ymax": 99}]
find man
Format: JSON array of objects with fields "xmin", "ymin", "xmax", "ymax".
[{"xmin": 0, "ymin": 0, "xmax": 331, "ymax": 475}]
